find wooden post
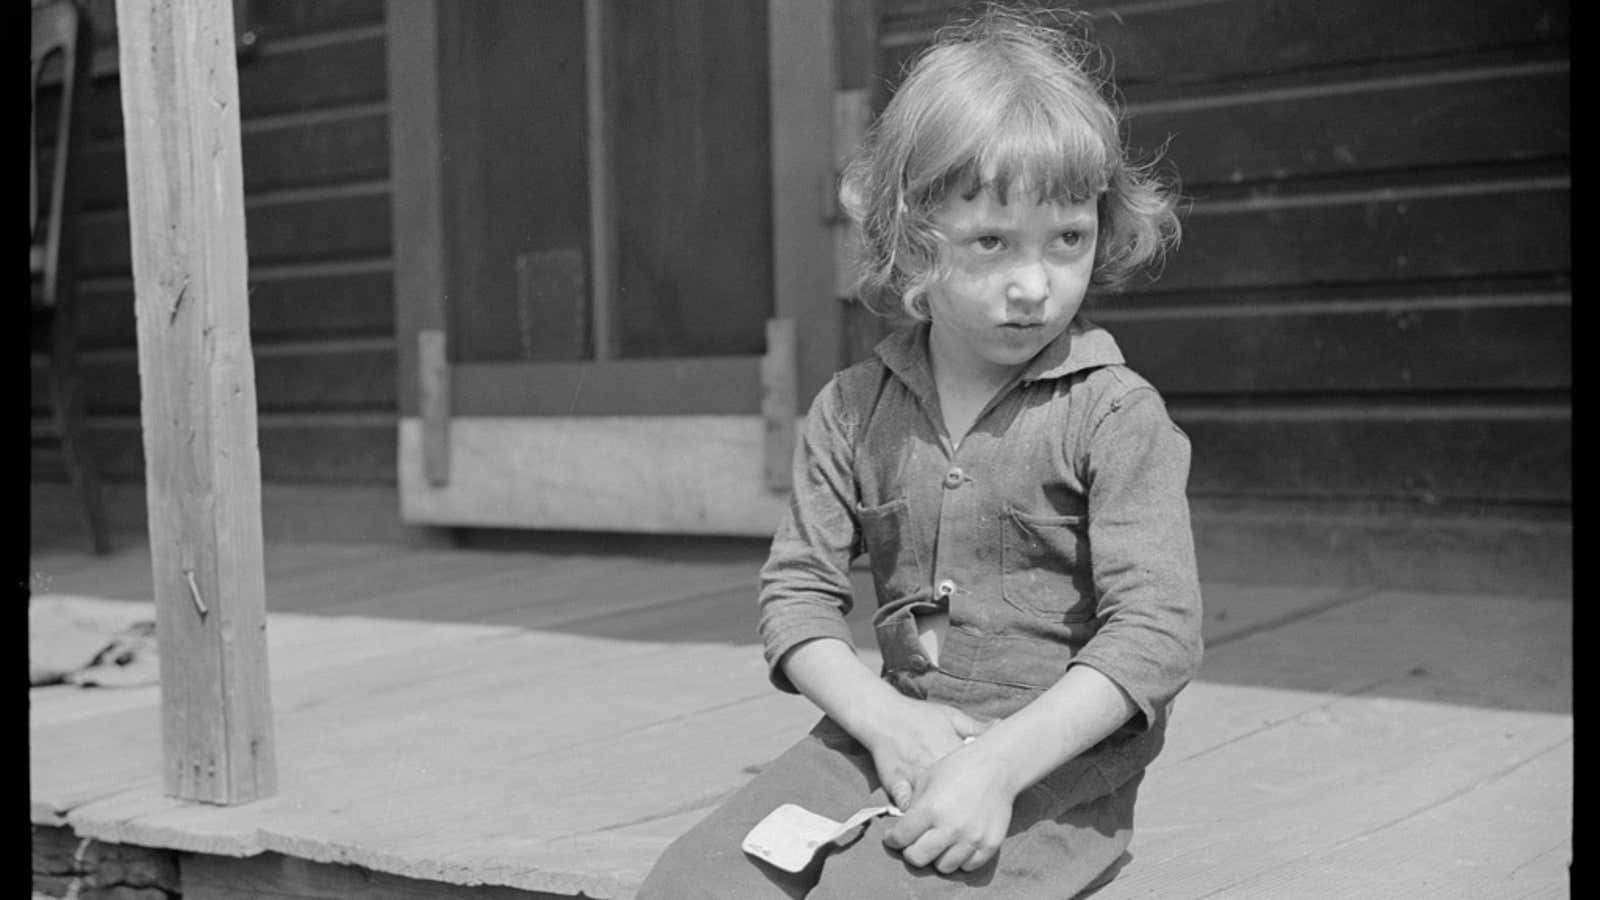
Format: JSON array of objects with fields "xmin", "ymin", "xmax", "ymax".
[
  {"xmin": 761, "ymin": 318, "xmax": 798, "ymax": 492},
  {"xmin": 418, "ymin": 329, "xmax": 450, "ymax": 486},
  {"xmin": 770, "ymin": 0, "xmax": 839, "ymax": 407},
  {"xmin": 114, "ymin": 0, "xmax": 276, "ymax": 804}
]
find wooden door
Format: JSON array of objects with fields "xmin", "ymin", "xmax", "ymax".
[{"xmin": 387, "ymin": 0, "xmax": 836, "ymax": 535}]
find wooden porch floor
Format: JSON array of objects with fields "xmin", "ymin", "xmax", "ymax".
[{"xmin": 29, "ymin": 537, "xmax": 1571, "ymax": 898}]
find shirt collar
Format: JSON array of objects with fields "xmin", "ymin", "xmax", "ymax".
[{"xmin": 874, "ymin": 316, "xmax": 1125, "ymax": 404}]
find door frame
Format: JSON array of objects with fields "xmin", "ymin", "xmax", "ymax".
[{"xmin": 385, "ymin": 0, "xmax": 838, "ymax": 534}]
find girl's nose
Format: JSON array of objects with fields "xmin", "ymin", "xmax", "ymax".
[{"xmin": 1006, "ymin": 261, "xmax": 1050, "ymax": 305}]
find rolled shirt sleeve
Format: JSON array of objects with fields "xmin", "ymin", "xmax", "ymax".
[
  {"xmin": 1069, "ymin": 380, "xmax": 1205, "ymax": 731},
  {"xmin": 758, "ymin": 377, "xmax": 864, "ymax": 693}
]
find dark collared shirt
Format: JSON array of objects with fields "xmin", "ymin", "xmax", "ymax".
[{"xmin": 758, "ymin": 318, "xmax": 1203, "ymax": 792}]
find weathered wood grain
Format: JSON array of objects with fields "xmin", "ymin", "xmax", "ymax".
[
  {"xmin": 417, "ymin": 329, "xmax": 449, "ymax": 486},
  {"xmin": 319, "ymin": 554, "xmax": 760, "ymax": 627},
  {"xmin": 762, "ymin": 318, "xmax": 798, "ymax": 491},
  {"xmin": 69, "ymin": 106, "xmax": 390, "ymax": 209},
  {"xmin": 386, "ymin": 0, "xmax": 446, "ymax": 422},
  {"xmin": 452, "ymin": 356, "xmax": 765, "ymax": 417},
  {"xmin": 31, "ymin": 543, "xmax": 1570, "ymax": 899},
  {"xmin": 1176, "ymin": 404, "xmax": 1570, "ymax": 504},
  {"xmin": 398, "ymin": 416, "xmax": 791, "ymax": 535},
  {"xmin": 877, "ymin": 0, "xmax": 1568, "ymax": 87},
  {"xmin": 768, "ymin": 0, "xmax": 843, "ymax": 404},
  {"xmin": 77, "ymin": 264, "xmax": 394, "ymax": 350},
  {"xmin": 77, "ymin": 187, "xmax": 392, "ymax": 277},
  {"xmin": 30, "ymin": 480, "xmax": 432, "ymax": 547},
  {"xmin": 259, "ymin": 545, "xmax": 560, "ymax": 614},
  {"xmin": 1097, "ymin": 293, "xmax": 1571, "ymax": 395},
  {"xmin": 1151, "ymin": 180, "xmax": 1570, "ymax": 292},
  {"xmin": 75, "ymin": 36, "xmax": 389, "ymax": 143},
  {"xmin": 85, "ymin": 0, "xmax": 386, "ymax": 51},
  {"xmin": 76, "ymin": 416, "xmax": 396, "ymax": 483},
  {"xmin": 1128, "ymin": 62, "xmax": 1569, "ymax": 187},
  {"xmin": 32, "ymin": 342, "xmax": 397, "ymax": 415},
  {"xmin": 1214, "ymin": 738, "xmax": 1571, "ymax": 899},
  {"xmin": 113, "ymin": 0, "xmax": 275, "ymax": 804}
]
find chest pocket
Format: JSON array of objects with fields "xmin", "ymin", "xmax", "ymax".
[
  {"xmin": 1001, "ymin": 506, "xmax": 1095, "ymax": 621},
  {"xmin": 856, "ymin": 497, "xmax": 925, "ymax": 606}
]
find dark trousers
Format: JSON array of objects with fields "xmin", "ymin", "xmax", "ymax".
[{"xmin": 635, "ymin": 715, "xmax": 1139, "ymax": 899}]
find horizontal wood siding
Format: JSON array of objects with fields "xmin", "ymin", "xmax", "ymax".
[
  {"xmin": 33, "ymin": 0, "xmax": 394, "ymax": 486},
  {"xmin": 34, "ymin": 416, "xmax": 396, "ymax": 484},
  {"xmin": 872, "ymin": 0, "xmax": 1570, "ymax": 515}
]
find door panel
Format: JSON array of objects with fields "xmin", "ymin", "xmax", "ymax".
[
  {"xmin": 389, "ymin": 0, "xmax": 833, "ymax": 533},
  {"xmin": 611, "ymin": 0, "xmax": 774, "ymax": 358}
]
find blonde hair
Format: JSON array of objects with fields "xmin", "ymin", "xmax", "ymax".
[{"xmin": 840, "ymin": 4, "xmax": 1181, "ymax": 319}]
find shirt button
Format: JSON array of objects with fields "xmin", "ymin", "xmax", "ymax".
[
  {"xmin": 937, "ymin": 579, "xmax": 956, "ymax": 598},
  {"xmin": 943, "ymin": 467, "xmax": 964, "ymax": 489},
  {"xmin": 908, "ymin": 653, "xmax": 928, "ymax": 671}
]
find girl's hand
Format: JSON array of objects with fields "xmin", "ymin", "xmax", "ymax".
[
  {"xmin": 856, "ymin": 695, "xmax": 990, "ymax": 809},
  {"xmin": 882, "ymin": 743, "xmax": 1018, "ymax": 874}
]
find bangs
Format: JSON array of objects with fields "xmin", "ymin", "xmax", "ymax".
[
  {"xmin": 903, "ymin": 53, "xmax": 1117, "ymax": 209},
  {"xmin": 964, "ymin": 100, "xmax": 1113, "ymax": 204}
]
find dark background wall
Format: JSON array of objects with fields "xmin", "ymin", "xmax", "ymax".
[
  {"xmin": 33, "ymin": 0, "xmax": 1570, "ymax": 590},
  {"xmin": 857, "ymin": 0, "xmax": 1570, "ymax": 590},
  {"xmin": 32, "ymin": 0, "xmax": 399, "ymax": 489}
]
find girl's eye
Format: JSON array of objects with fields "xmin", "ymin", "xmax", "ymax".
[
  {"xmin": 973, "ymin": 236, "xmax": 1004, "ymax": 252},
  {"xmin": 1058, "ymin": 230, "xmax": 1084, "ymax": 248}
]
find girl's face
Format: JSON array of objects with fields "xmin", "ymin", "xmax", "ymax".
[{"xmin": 924, "ymin": 186, "xmax": 1098, "ymax": 386}]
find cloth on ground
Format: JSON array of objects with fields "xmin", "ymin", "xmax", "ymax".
[{"xmin": 29, "ymin": 594, "xmax": 159, "ymax": 688}]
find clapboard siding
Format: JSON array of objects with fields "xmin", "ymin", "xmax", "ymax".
[
  {"xmin": 38, "ymin": 418, "xmax": 398, "ymax": 484},
  {"xmin": 1096, "ymin": 293, "xmax": 1570, "ymax": 396},
  {"xmin": 1151, "ymin": 179, "xmax": 1569, "ymax": 291},
  {"xmin": 873, "ymin": 0, "xmax": 1570, "ymax": 514},
  {"xmin": 31, "ymin": 343, "xmax": 398, "ymax": 416},
  {"xmin": 879, "ymin": 0, "xmax": 1568, "ymax": 87},
  {"xmin": 39, "ymin": 407, "xmax": 1570, "ymax": 509},
  {"xmin": 76, "ymin": 265, "xmax": 395, "ymax": 350},
  {"xmin": 76, "ymin": 187, "xmax": 391, "ymax": 277},
  {"xmin": 67, "ymin": 107, "xmax": 391, "ymax": 211},
  {"xmin": 1175, "ymin": 406, "xmax": 1570, "ymax": 503},
  {"xmin": 1124, "ymin": 62, "xmax": 1569, "ymax": 187},
  {"xmin": 34, "ymin": 1, "xmax": 396, "ymax": 489},
  {"xmin": 56, "ymin": 35, "xmax": 389, "ymax": 145},
  {"xmin": 82, "ymin": 0, "xmax": 385, "ymax": 47}
]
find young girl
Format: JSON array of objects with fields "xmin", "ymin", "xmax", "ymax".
[{"xmin": 637, "ymin": 7, "xmax": 1201, "ymax": 898}]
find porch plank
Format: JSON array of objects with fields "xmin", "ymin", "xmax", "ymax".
[
  {"xmin": 30, "ymin": 696, "xmax": 174, "ymax": 825},
  {"xmin": 1215, "ymin": 738, "xmax": 1572, "ymax": 899},
  {"xmin": 67, "ymin": 685, "xmax": 818, "ymax": 896},
  {"xmin": 27, "ymin": 603, "xmax": 527, "ymax": 729},
  {"xmin": 30, "ymin": 545, "xmax": 1569, "ymax": 899},
  {"xmin": 29, "ymin": 539, "xmax": 399, "ymax": 603},
  {"xmin": 1098, "ymin": 692, "xmax": 1570, "ymax": 898},
  {"xmin": 1090, "ymin": 589, "xmax": 1571, "ymax": 898},
  {"xmin": 261, "ymin": 546, "xmax": 561, "ymax": 613},
  {"xmin": 317, "ymin": 554, "xmax": 758, "ymax": 626},
  {"xmin": 250, "ymin": 694, "xmax": 817, "ymax": 895}
]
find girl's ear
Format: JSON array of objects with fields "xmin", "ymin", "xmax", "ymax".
[
  {"xmin": 838, "ymin": 176, "xmax": 867, "ymax": 222},
  {"xmin": 905, "ymin": 288, "xmax": 931, "ymax": 320}
]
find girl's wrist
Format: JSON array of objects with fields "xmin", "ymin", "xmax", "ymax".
[
  {"xmin": 962, "ymin": 726, "xmax": 1038, "ymax": 799},
  {"xmin": 834, "ymin": 681, "xmax": 911, "ymax": 748}
]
